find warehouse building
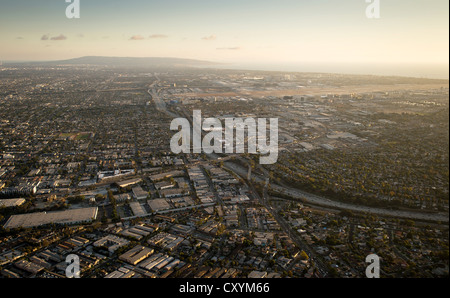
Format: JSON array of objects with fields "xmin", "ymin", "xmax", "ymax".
[
  {"xmin": 3, "ymin": 207, "xmax": 98, "ymax": 229},
  {"xmin": 129, "ymin": 202, "xmax": 147, "ymax": 217},
  {"xmin": 14, "ymin": 259, "xmax": 44, "ymax": 275},
  {"xmin": 93, "ymin": 235, "xmax": 130, "ymax": 255},
  {"xmin": 116, "ymin": 178, "xmax": 143, "ymax": 189},
  {"xmin": 132, "ymin": 186, "xmax": 149, "ymax": 200},
  {"xmin": 119, "ymin": 245, "xmax": 154, "ymax": 265},
  {"xmin": 148, "ymin": 199, "xmax": 171, "ymax": 212},
  {"xmin": 0, "ymin": 198, "xmax": 26, "ymax": 208}
]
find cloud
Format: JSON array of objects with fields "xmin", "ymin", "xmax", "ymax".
[
  {"xmin": 130, "ymin": 35, "xmax": 145, "ymax": 40},
  {"xmin": 77, "ymin": 34, "xmax": 84, "ymax": 38},
  {"xmin": 50, "ymin": 34, "xmax": 67, "ymax": 41},
  {"xmin": 202, "ymin": 35, "xmax": 217, "ymax": 41},
  {"xmin": 149, "ymin": 34, "xmax": 168, "ymax": 39},
  {"xmin": 16, "ymin": 37, "xmax": 24, "ymax": 40},
  {"xmin": 41, "ymin": 34, "xmax": 49, "ymax": 41},
  {"xmin": 217, "ymin": 47, "xmax": 241, "ymax": 50}
]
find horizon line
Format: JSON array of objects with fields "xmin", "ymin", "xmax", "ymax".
[{"xmin": 2, "ymin": 56, "xmax": 449, "ymax": 80}]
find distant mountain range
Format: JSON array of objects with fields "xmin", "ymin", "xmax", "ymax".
[{"xmin": 6, "ymin": 56, "xmax": 218, "ymax": 68}]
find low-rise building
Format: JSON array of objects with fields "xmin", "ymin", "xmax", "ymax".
[
  {"xmin": 119, "ymin": 245, "xmax": 154, "ymax": 265},
  {"xmin": 0, "ymin": 198, "xmax": 26, "ymax": 208},
  {"xmin": 93, "ymin": 235, "xmax": 130, "ymax": 254},
  {"xmin": 3, "ymin": 207, "xmax": 98, "ymax": 229}
]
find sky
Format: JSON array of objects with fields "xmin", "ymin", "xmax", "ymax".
[{"xmin": 0, "ymin": 0, "xmax": 448, "ymax": 78}]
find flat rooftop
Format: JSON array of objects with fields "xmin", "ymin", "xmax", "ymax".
[
  {"xmin": 0, "ymin": 198, "xmax": 26, "ymax": 208},
  {"xmin": 148, "ymin": 199, "xmax": 171, "ymax": 212},
  {"xmin": 117, "ymin": 178, "xmax": 143, "ymax": 188},
  {"xmin": 3, "ymin": 207, "xmax": 98, "ymax": 229},
  {"xmin": 130, "ymin": 202, "xmax": 147, "ymax": 216}
]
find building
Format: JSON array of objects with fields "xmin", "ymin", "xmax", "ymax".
[
  {"xmin": 0, "ymin": 198, "xmax": 26, "ymax": 208},
  {"xmin": 155, "ymin": 181, "xmax": 175, "ymax": 190},
  {"xmin": 14, "ymin": 259, "xmax": 44, "ymax": 275},
  {"xmin": 116, "ymin": 193, "xmax": 131, "ymax": 202},
  {"xmin": 38, "ymin": 250, "xmax": 63, "ymax": 263},
  {"xmin": 3, "ymin": 207, "xmax": 98, "ymax": 229},
  {"xmin": 148, "ymin": 232, "xmax": 184, "ymax": 251},
  {"xmin": 149, "ymin": 170, "xmax": 184, "ymax": 182},
  {"xmin": 93, "ymin": 235, "xmax": 130, "ymax": 254},
  {"xmin": 98, "ymin": 169, "xmax": 135, "ymax": 181},
  {"xmin": 132, "ymin": 186, "xmax": 148, "ymax": 200},
  {"xmin": 148, "ymin": 199, "xmax": 171, "ymax": 212},
  {"xmin": 104, "ymin": 267, "xmax": 137, "ymax": 278},
  {"xmin": 119, "ymin": 245, "xmax": 154, "ymax": 265},
  {"xmin": 160, "ymin": 188, "xmax": 187, "ymax": 199},
  {"xmin": 1, "ymin": 269, "xmax": 21, "ymax": 278},
  {"xmin": 120, "ymin": 225, "xmax": 154, "ymax": 240},
  {"xmin": 0, "ymin": 185, "xmax": 37, "ymax": 197},
  {"xmin": 248, "ymin": 271, "xmax": 268, "ymax": 278},
  {"xmin": 116, "ymin": 178, "xmax": 143, "ymax": 189},
  {"xmin": 129, "ymin": 202, "xmax": 147, "ymax": 217}
]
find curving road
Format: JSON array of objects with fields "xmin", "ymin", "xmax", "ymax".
[
  {"xmin": 147, "ymin": 80, "xmax": 449, "ymax": 224},
  {"xmin": 224, "ymin": 161, "xmax": 449, "ymax": 223}
]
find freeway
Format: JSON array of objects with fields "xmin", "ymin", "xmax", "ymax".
[
  {"xmin": 148, "ymin": 88, "xmax": 179, "ymax": 118},
  {"xmin": 145, "ymin": 79, "xmax": 449, "ymax": 224},
  {"xmin": 223, "ymin": 161, "xmax": 449, "ymax": 223},
  {"xmin": 147, "ymin": 74, "xmax": 178, "ymax": 118}
]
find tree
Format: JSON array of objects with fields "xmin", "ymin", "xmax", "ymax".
[
  {"xmin": 300, "ymin": 250, "xmax": 309, "ymax": 260},
  {"xmin": 101, "ymin": 207, "xmax": 108, "ymax": 223},
  {"xmin": 403, "ymin": 219, "xmax": 415, "ymax": 227}
]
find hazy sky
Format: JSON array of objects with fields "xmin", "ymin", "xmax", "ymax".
[{"xmin": 0, "ymin": 0, "xmax": 448, "ymax": 76}]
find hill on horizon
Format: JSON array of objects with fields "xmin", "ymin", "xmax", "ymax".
[{"xmin": 6, "ymin": 56, "xmax": 218, "ymax": 68}]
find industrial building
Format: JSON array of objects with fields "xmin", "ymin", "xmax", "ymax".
[
  {"xmin": 147, "ymin": 199, "xmax": 171, "ymax": 212},
  {"xmin": 160, "ymin": 188, "xmax": 188, "ymax": 198},
  {"xmin": 129, "ymin": 202, "xmax": 147, "ymax": 217},
  {"xmin": 104, "ymin": 266, "xmax": 137, "ymax": 278},
  {"xmin": 116, "ymin": 178, "xmax": 143, "ymax": 189},
  {"xmin": 3, "ymin": 207, "xmax": 98, "ymax": 229},
  {"xmin": 149, "ymin": 170, "xmax": 184, "ymax": 182},
  {"xmin": 0, "ymin": 198, "xmax": 26, "ymax": 208},
  {"xmin": 132, "ymin": 186, "xmax": 148, "ymax": 200},
  {"xmin": 119, "ymin": 224, "xmax": 154, "ymax": 240},
  {"xmin": 14, "ymin": 259, "xmax": 44, "ymax": 275},
  {"xmin": 119, "ymin": 245, "xmax": 154, "ymax": 265},
  {"xmin": 93, "ymin": 235, "xmax": 130, "ymax": 254}
]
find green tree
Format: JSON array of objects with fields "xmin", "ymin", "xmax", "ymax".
[{"xmin": 300, "ymin": 250, "xmax": 309, "ymax": 260}]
